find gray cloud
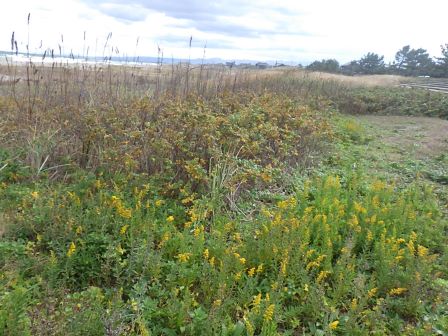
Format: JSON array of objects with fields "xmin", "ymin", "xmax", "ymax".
[
  {"xmin": 80, "ymin": 0, "xmax": 310, "ymax": 38},
  {"xmin": 97, "ymin": 3, "xmax": 148, "ymax": 22}
]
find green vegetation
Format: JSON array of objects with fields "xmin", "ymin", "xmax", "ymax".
[
  {"xmin": 335, "ymin": 87, "xmax": 448, "ymax": 119},
  {"xmin": 0, "ymin": 62, "xmax": 447, "ymax": 335},
  {"xmin": 307, "ymin": 43, "xmax": 448, "ymax": 77}
]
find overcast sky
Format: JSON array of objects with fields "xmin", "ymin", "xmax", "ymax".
[{"xmin": 1, "ymin": 0, "xmax": 447, "ymax": 64}]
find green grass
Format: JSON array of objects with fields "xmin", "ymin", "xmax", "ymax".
[{"xmin": 335, "ymin": 87, "xmax": 448, "ymax": 119}]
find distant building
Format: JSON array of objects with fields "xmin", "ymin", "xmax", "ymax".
[
  {"xmin": 255, "ymin": 62, "xmax": 269, "ymax": 69},
  {"xmin": 238, "ymin": 63, "xmax": 254, "ymax": 69}
]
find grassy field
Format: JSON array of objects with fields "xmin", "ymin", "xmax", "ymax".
[{"xmin": 0, "ymin": 61, "xmax": 447, "ymax": 335}]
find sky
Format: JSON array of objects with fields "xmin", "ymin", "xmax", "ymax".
[{"xmin": 1, "ymin": 0, "xmax": 447, "ymax": 64}]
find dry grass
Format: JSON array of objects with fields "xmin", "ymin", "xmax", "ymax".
[{"xmin": 305, "ymin": 72, "xmax": 410, "ymax": 87}]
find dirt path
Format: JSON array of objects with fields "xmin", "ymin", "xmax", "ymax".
[{"xmin": 357, "ymin": 115, "xmax": 448, "ymax": 159}]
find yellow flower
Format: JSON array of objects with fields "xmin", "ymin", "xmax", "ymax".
[
  {"xmin": 94, "ymin": 179, "xmax": 102, "ymax": 189},
  {"xmin": 367, "ymin": 288, "xmax": 378, "ymax": 298},
  {"xmin": 306, "ymin": 254, "xmax": 326, "ymax": 271},
  {"xmin": 209, "ymin": 256, "xmax": 215, "ymax": 267},
  {"xmin": 120, "ymin": 224, "xmax": 129, "ymax": 235},
  {"xmin": 280, "ymin": 259, "xmax": 288, "ymax": 275},
  {"xmin": 75, "ymin": 226, "xmax": 83, "ymax": 235},
  {"xmin": 329, "ymin": 320, "xmax": 339, "ymax": 330},
  {"xmin": 117, "ymin": 206, "xmax": 132, "ymax": 219},
  {"xmin": 166, "ymin": 215, "xmax": 175, "ymax": 222},
  {"xmin": 203, "ymin": 248, "xmax": 209, "ymax": 260},
  {"xmin": 349, "ymin": 214, "xmax": 359, "ymax": 227},
  {"xmin": 31, "ymin": 191, "xmax": 39, "ymax": 199},
  {"xmin": 194, "ymin": 225, "xmax": 204, "ymax": 237},
  {"xmin": 256, "ymin": 264, "xmax": 263, "ymax": 274},
  {"xmin": 67, "ymin": 242, "xmax": 76, "ymax": 257},
  {"xmin": 389, "ymin": 287, "xmax": 408, "ymax": 296},
  {"xmin": 371, "ymin": 180, "xmax": 385, "ymax": 192},
  {"xmin": 155, "ymin": 199, "xmax": 164, "ymax": 207},
  {"xmin": 176, "ymin": 253, "xmax": 192, "ymax": 263},
  {"xmin": 353, "ymin": 201, "xmax": 367, "ymax": 214},
  {"xmin": 263, "ymin": 304, "xmax": 275, "ymax": 322},
  {"xmin": 417, "ymin": 245, "xmax": 428, "ymax": 257},
  {"xmin": 252, "ymin": 293, "xmax": 262, "ymax": 312},
  {"xmin": 244, "ymin": 317, "xmax": 254, "ymax": 336},
  {"xmin": 239, "ymin": 257, "xmax": 246, "ymax": 265},
  {"xmin": 248, "ymin": 267, "xmax": 255, "ymax": 277},
  {"xmin": 407, "ymin": 240, "xmax": 415, "ymax": 255},
  {"xmin": 316, "ymin": 270, "xmax": 330, "ymax": 283},
  {"xmin": 213, "ymin": 299, "xmax": 222, "ymax": 307}
]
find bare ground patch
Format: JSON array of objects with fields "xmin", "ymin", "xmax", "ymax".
[{"xmin": 357, "ymin": 115, "xmax": 448, "ymax": 159}]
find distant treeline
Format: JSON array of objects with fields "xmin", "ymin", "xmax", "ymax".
[{"xmin": 306, "ymin": 44, "xmax": 448, "ymax": 77}]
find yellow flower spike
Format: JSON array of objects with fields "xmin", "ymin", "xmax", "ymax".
[
  {"xmin": 67, "ymin": 242, "xmax": 76, "ymax": 257},
  {"xmin": 368, "ymin": 288, "xmax": 378, "ymax": 298},
  {"xmin": 389, "ymin": 287, "xmax": 408, "ymax": 296},
  {"xmin": 256, "ymin": 264, "xmax": 263, "ymax": 274},
  {"xmin": 119, "ymin": 224, "xmax": 129, "ymax": 235},
  {"xmin": 117, "ymin": 206, "xmax": 132, "ymax": 219},
  {"xmin": 244, "ymin": 316, "xmax": 254, "ymax": 336},
  {"xmin": 354, "ymin": 201, "xmax": 367, "ymax": 214},
  {"xmin": 247, "ymin": 267, "xmax": 255, "ymax": 277},
  {"xmin": 316, "ymin": 271, "xmax": 331, "ymax": 283},
  {"xmin": 176, "ymin": 253, "xmax": 192, "ymax": 263},
  {"xmin": 329, "ymin": 320, "xmax": 339, "ymax": 330},
  {"xmin": 263, "ymin": 304, "xmax": 275, "ymax": 322},
  {"xmin": 193, "ymin": 225, "xmax": 204, "ymax": 237},
  {"xmin": 252, "ymin": 293, "xmax": 262, "ymax": 312},
  {"xmin": 203, "ymin": 248, "xmax": 209, "ymax": 260},
  {"xmin": 31, "ymin": 191, "xmax": 39, "ymax": 199},
  {"xmin": 407, "ymin": 240, "xmax": 415, "ymax": 255},
  {"xmin": 75, "ymin": 226, "xmax": 83, "ymax": 235},
  {"xmin": 209, "ymin": 256, "xmax": 215, "ymax": 267},
  {"xmin": 280, "ymin": 259, "xmax": 288, "ymax": 276}
]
